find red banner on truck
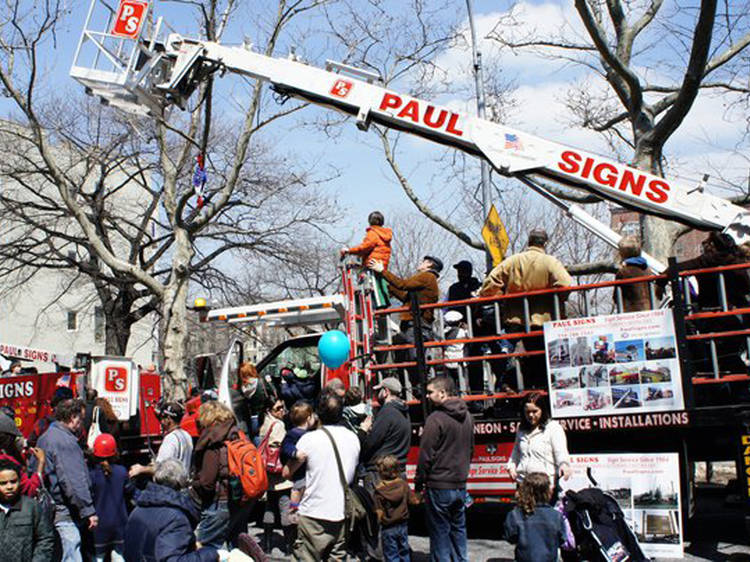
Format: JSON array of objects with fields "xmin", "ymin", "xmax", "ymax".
[{"xmin": 0, "ymin": 373, "xmax": 77, "ymax": 437}]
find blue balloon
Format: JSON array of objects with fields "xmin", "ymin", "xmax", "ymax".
[{"xmin": 318, "ymin": 330, "xmax": 350, "ymax": 369}]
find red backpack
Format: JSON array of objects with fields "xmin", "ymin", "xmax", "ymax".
[{"xmin": 225, "ymin": 431, "xmax": 268, "ymax": 501}]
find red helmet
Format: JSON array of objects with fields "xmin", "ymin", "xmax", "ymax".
[{"xmin": 93, "ymin": 433, "xmax": 117, "ymax": 458}]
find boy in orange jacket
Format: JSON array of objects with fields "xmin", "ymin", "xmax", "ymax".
[{"xmin": 342, "ymin": 211, "xmax": 393, "ymax": 308}]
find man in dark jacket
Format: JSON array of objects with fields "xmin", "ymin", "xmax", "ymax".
[
  {"xmin": 360, "ymin": 377, "xmax": 411, "ymax": 485},
  {"xmin": 0, "ymin": 457, "xmax": 55, "ymax": 562},
  {"xmin": 38, "ymin": 398, "xmax": 97, "ymax": 562},
  {"xmin": 358, "ymin": 376, "xmax": 412, "ymax": 561},
  {"xmin": 416, "ymin": 376, "xmax": 474, "ymax": 562},
  {"xmin": 124, "ymin": 459, "xmax": 218, "ymax": 562}
]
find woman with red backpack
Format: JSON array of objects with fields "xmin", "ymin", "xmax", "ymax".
[
  {"xmin": 89, "ymin": 433, "xmax": 134, "ymax": 562},
  {"xmin": 190, "ymin": 400, "xmax": 258, "ymax": 550}
]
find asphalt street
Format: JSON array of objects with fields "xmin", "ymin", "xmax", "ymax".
[{"xmin": 252, "ymin": 528, "xmax": 750, "ymax": 561}]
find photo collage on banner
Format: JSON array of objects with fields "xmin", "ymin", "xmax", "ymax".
[
  {"xmin": 563, "ymin": 453, "xmax": 683, "ymax": 559},
  {"xmin": 544, "ymin": 309, "xmax": 684, "ymax": 418}
]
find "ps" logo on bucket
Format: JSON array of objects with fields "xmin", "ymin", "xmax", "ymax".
[{"xmin": 112, "ymin": 0, "xmax": 149, "ymax": 39}]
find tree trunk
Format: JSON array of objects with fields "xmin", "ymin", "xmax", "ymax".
[
  {"xmin": 632, "ymin": 143, "xmax": 682, "ymax": 261},
  {"xmin": 104, "ymin": 314, "xmax": 131, "ymax": 356},
  {"xmin": 160, "ymin": 234, "xmax": 194, "ymax": 400},
  {"xmin": 103, "ymin": 290, "xmax": 136, "ymax": 356}
]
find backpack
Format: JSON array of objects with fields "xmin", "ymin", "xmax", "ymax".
[{"xmin": 225, "ymin": 431, "xmax": 268, "ymax": 501}]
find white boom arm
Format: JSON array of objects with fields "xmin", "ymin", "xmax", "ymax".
[{"xmin": 69, "ymin": 3, "xmax": 750, "ymax": 272}]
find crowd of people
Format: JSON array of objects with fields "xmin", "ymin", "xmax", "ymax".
[
  {"xmin": 0, "ymin": 362, "xmax": 486, "ymax": 562},
  {"xmin": 3, "ymin": 211, "xmax": 750, "ymax": 562}
]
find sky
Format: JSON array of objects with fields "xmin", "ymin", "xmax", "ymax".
[{"xmin": 4, "ymin": 0, "xmax": 749, "ymax": 271}]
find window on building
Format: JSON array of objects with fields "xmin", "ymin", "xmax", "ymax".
[
  {"xmin": 94, "ymin": 306, "xmax": 105, "ymax": 343},
  {"xmin": 621, "ymin": 221, "xmax": 640, "ymax": 238},
  {"xmin": 67, "ymin": 310, "xmax": 78, "ymax": 332}
]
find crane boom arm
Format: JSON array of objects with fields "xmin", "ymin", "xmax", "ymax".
[
  {"xmin": 159, "ymin": 37, "xmax": 748, "ymax": 241},
  {"xmin": 68, "ymin": 0, "xmax": 750, "ymax": 270}
]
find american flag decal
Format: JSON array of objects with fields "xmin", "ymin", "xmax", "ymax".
[{"xmin": 504, "ymin": 133, "xmax": 523, "ymax": 151}]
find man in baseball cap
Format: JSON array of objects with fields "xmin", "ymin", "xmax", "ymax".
[
  {"xmin": 359, "ymin": 374, "xmax": 411, "ymax": 550},
  {"xmin": 367, "ymin": 254, "xmax": 442, "ymax": 396},
  {"xmin": 129, "ymin": 400, "xmax": 193, "ymax": 478}
]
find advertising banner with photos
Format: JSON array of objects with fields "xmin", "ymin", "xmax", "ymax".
[
  {"xmin": 544, "ymin": 309, "xmax": 684, "ymax": 418},
  {"xmin": 562, "ymin": 453, "xmax": 683, "ymax": 559}
]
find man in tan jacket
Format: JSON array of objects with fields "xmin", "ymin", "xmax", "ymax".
[{"xmin": 479, "ymin": 229, "xmax": 572, "ymax": 388}]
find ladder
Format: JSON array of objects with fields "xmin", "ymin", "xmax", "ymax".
[{"xmin": 340, "ymin": 257, "xmax": 376, "ymax": 391}]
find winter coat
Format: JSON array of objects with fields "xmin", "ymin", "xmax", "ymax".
[
  {"xmin": 504, "ymin": 505, "xmax": 566, "ymax": 562},
  {"xmin": 348, "ymin": 225, "xmax": 393, "ymax": 267},
  {"xmin": 280, "ymin": 372, "xmax": 319, "ymax": 407},
  {"xmin": 90, "ymin": 463, "xmax": 134, "ymax": 553},
  {"xmin": 615, "ymin": 257, "xmax": 663, "ymax": 312},
  {"xmin": 360, "ymin": 399, "xmax": 411, "ymax": 471},
  {"xmin": 447, "ymin": 277, "xmax": 481, "ymax": 304},
  {"xmin": 381, "ymin": 269, "xmax": 440, "ymax": 324},
  {"xmin": 374, "ymin": 477, "xmax": 417, "ymax": 528},
  {"xmin": 677, "ymin": 250, "xmax": 750, "ymax": 310},
  {"xmin": 232, "ymin": 378, "xmax": 275, "ymax": 420},
  {"xmin": 190, "ymin": 420, "xmax": 241, "ymax": 508},
  {"xmin": 37, "ymin": 421, "xmax": 95, "ymax": 522},
  {"xmin": 280, "ymin": 426, "xmax": 307, "ymax": 481},
  {"xmin": 123, "ymin": 482, "xmax": 218, "ymax": 562},
  {"xmin": 415, "ymin": 397, "xmax": 474, "ymax": 491},
  {"xmin": 479, "ymin": 246, "xmax": 572, "ymax": 326},
  {"xmin": 0, "ymin": 494, "xmax": 55, "ymax": 562},
  {"xmin": 342, "ymin": 403, "xmax": 368, "ymax": 434}
]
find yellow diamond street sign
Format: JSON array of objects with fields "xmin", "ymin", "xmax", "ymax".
[{"xmin": 482, "ymin": 204, "xmax": 509, "ymax": 267}]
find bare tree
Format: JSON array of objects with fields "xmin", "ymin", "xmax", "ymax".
[
  {"xmin": 488, "ymin": 0, "xmax": 750, "ymax": 258},
  {"xmin": 0, "ymin": 0, "xmax": 333, "ymax": 397}
]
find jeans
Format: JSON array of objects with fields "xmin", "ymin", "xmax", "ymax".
[
  {"xmin": 197, "ymin": 500, "xmax": 231, "ymax": 549},
  {"xmin": 56, "ymin": 520, "xmax": 83, "ymax": 562},
  {"xmin": 95, "ymin": 551, "xmax": 124, "ymax": 562},
  {"xmin": 425, "ymin": 488, "xmax": 468, "ymax": 562},
  {"xmin": 381, "ymin": 522, "xmax": 410, "ymax": 561}
]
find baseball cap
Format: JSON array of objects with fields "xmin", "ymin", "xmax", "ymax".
[
  {"xmin": 373, "ymin": 376, "xmax": 403, "ymax": 395},
  {"xmin": 444, "ymin": 310, "xmax": 464, "ymax": 324},
  {"xmin": 157, "ymin": 401, "xmax": 185, "ymax": 421},
  {"xmin": 423, "ymin": 255, "xmax": 443, "ymax": 273},
  {"xmin": 453, "ymin": 260, "xmax": 472, "ymax": 271}
]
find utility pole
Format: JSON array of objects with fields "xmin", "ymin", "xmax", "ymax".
[{"xmin": 466, "ymin": 0, "xmax": 493, "ymax": 273}]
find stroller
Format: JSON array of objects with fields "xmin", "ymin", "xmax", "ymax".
[{"xmin": 563, "ymin": 469, "xmax": 649, "ymax": 562}]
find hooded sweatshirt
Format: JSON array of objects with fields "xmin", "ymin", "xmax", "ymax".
[
  {"xmin": 348, "ymin": 225, "xmax": 393, "ymax": 267},
  {"xmin": 374, "ymin": 477, "xmax": 417, "ymax": 527},
  {"xmin": 360, "ymin": 399, "xmax": 411, "ymax": 470},
  {"xmin": 416, "ymin": 397, "xmax": 474, "ymax": 491}
]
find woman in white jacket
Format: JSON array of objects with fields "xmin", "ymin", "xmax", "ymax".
[{"xmin": 507, "ymin": 393, "xmax": 571, "ymax": 492}]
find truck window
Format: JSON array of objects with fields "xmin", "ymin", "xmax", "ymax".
[{"xmin": 260, "ymin": 344, "xmax": 321, "ymax": 380}]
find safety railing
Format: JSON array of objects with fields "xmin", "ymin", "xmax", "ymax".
[{"xmin": 363, "ymin": 259, "xmax": 750, "ymax": 407}]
